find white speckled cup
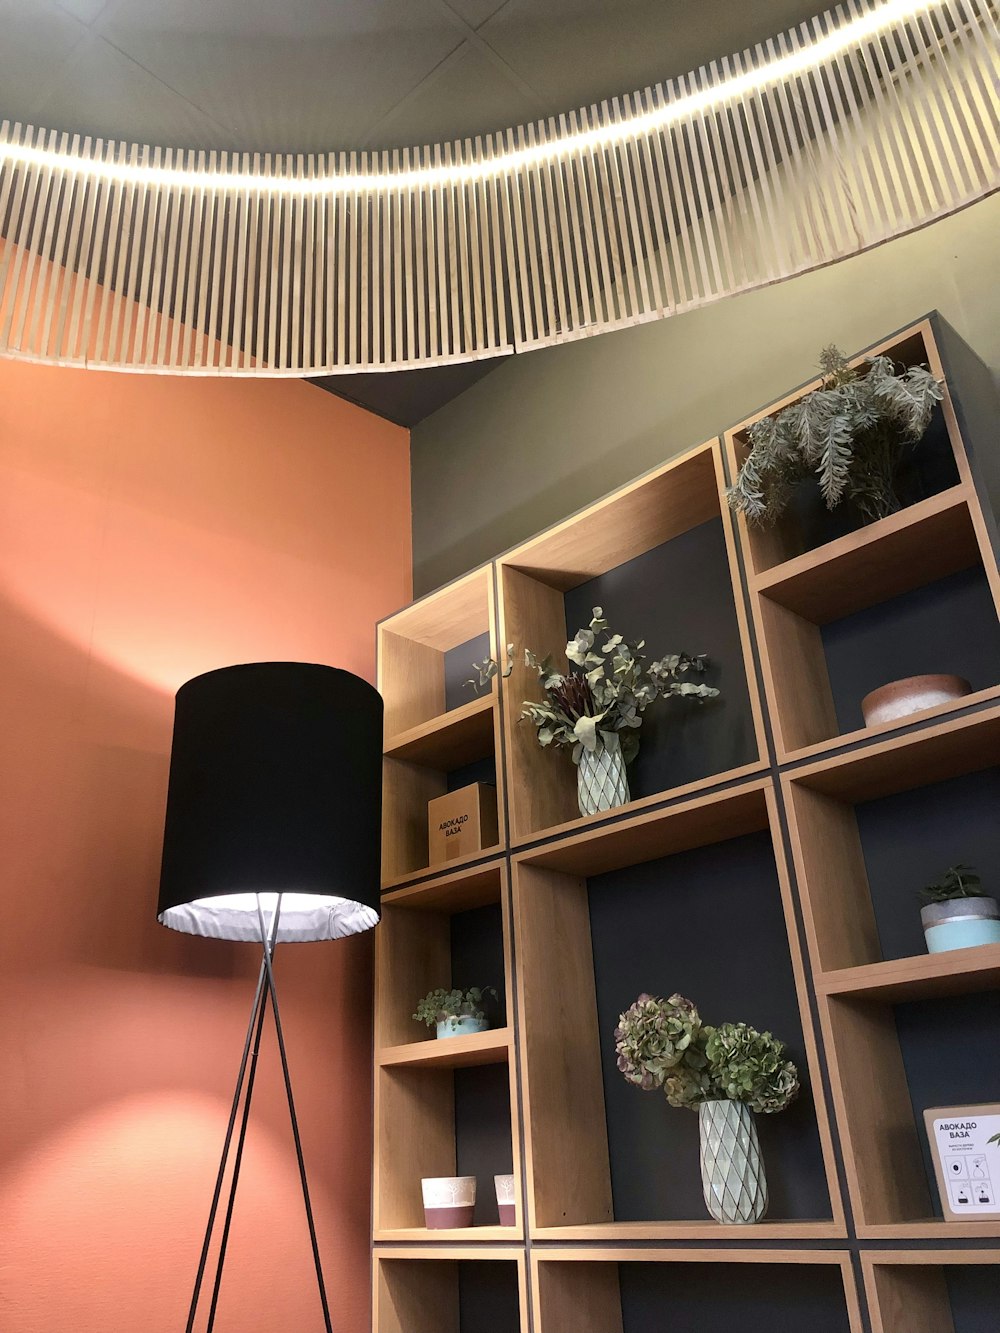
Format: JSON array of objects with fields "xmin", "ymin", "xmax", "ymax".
[
  {"xmin": 494, "ymin": 1174, "xmax": 516, "ymax": 1226},
  {"xmin": 421, "ymin": 1176, "xmax": 476, "ymax": 1229}
]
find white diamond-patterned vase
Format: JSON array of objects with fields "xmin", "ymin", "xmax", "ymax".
[
  {"xmin": 576, "ymin": 734, "xmax": 630, "ymax": 817},
  {"xmin": 699, "ymin": 1099, "xmax": 768, "ymax": 1225}
]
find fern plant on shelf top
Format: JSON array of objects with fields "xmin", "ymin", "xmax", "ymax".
[{"xmin": 727, "ymin": 345, "xmax": 945, "ymax": 530}]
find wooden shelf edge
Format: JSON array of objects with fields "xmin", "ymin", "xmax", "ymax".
[
  {"xmin": 373, "ymin": 1226, "xmax": 523, "ymax": 1243},
  {"xmin": 512, "ymin": 777, "xmax": 772, "ymax": 877},
  {"xmin": 381, "ymin": 842, "xmax": 507, "ymax": 893},
  {"xmin": 529, "ymin": 1219, "xmax": 844, "ymax": 1242},
  {"xmin": 510, "ymin": 761, "xmax": 770, "ymax": 854},
  {"xmin": 374, "ymin": 1245, "xmax": 525, "ymax": 1260},
  {"xmin": 751, "ymin": 486, "xmax": 975, "ymax": 622},
  {"xmin": 495, "ymin": 440, "xmax": 721, "ymax": 580},
  {"xmin": 384, "ymin": 693, "xmax": 495, "ymax": 767},
  {"xmin": 534, "ymin": 1246, "xmax": 854, "ymax": 1264},
  {"xmin": 857, "ymin": 1220, "xmax": 1000, "ymax": 1240},
  {"xmin": 380, "ymin": 856, "xmax": 506, "ymax": 909},
  {"xmin": 377, "ymin": 564, "xmax": 493, "ymax": 645},
  {"xmin": 378, "ymin": 1028, "xmax": 512, "ymax": 1069},
  {"xmin": 818, "ymin": 945, "xmax": 1000, "ymax": 1001},
  {"xmin": 777, "ymin": 684, "xmax": 1000, "ymax": 773}
]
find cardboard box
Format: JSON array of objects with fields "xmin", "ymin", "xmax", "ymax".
[{"xmin": 427, "ymin": 783, "xmax": 498, "ymax": 865}]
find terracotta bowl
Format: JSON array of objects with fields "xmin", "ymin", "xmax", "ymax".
[{"xmin": 861, "ymin": 674, "xmax": 972, "ymax": 728}]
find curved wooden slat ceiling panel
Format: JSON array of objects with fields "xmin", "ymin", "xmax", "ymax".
[{"xmin": 0, "ymin": 0, "xmax": 996, "ymax": 376}]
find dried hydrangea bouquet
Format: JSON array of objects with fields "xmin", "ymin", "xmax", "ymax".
[{"xmin": 615, "ymin": 992, "xmax": 799, "ymax": 1224}]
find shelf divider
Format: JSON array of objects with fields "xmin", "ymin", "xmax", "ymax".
[
  {"xmin": 753, "ymin": 487, "xmax": 977, "ymax": 623},
  {"xmin": 378, "ymin": 1029, "xmax": 511, "ymax": 1070},
  {"xmin": 384, "ymin": 694, "xmax": 495, "ymax": 768},
  {"xmin": 817, "ymin": 945, "xmax": 1000, "ymax": 1002}
]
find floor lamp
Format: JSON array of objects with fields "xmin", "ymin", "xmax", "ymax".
[{"xmin": 156, "ymin": 662, "xmax": 383, "ymax": 1333}]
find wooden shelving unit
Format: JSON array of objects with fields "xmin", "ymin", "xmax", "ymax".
[
  {"xmin": 374, "ymin": 314, "xmax": 1000, "ymax": 1331},
  {"xmin": 533, "ymin": 1249, "xmax": 864, "ymax": 1333},
  {"xmin": 496, "ymin": 440, "xmax": 768, "ymax": 848},
  {"xmin": 373, "ymin": 859, "xmax": 522, "ymax": 1243},
  {"xmin": 377, "ymin": 566, "xmax": 506, "ymax": 888},
  {"xmin": 784, "ymin": 702, "xmax": 1000, "ymax": 1241},
  {"xmin": 723, "ymin": 316, "xmax": 1000, "ymax": 765},
  {"xmin": 374, "ymin": 1248, "xmax": 528, "ymax": 1333},
  {"xmin": 862, "ymin": 1250, "xmax": 1000, "ymax": 1333},
  {"xmin": 513, "ymin": 780, "xmax": 843, "ymax": 1241}
]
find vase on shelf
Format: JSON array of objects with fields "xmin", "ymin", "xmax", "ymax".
[
  {"xmin": 699, "ymin": 1098, "xmax": 768, "ymax": 1225},
  {"xmin": 435, "ymin": 1015, "xmax": 490, "ymax": 1039},
  {"xmin": 576, "ymin": 731, "xmax": 630, "ymax": 817},
  {"xmin": 921, "ymin": 896, "xmax": 1000, "ymax": 953}
]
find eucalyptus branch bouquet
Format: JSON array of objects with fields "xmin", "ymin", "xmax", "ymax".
[
  {"xmin": 521, "ymin": 607, "xmax": 718, "ymax": 765},
  {"xmin": 615, "ymin": 992, "xmax": 799, "ymax": 1115},
  {"xmin": 728, "ymin": 346, "xmax": 945, "ymax": 528}
]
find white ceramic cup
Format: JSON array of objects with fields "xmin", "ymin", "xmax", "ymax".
[
  {"xmin": 421, "ymin": 1175, "xmax": 476, "ymax": 1229},
  {"xmin": 494, "ymin": 1173, "xmax": 516, "ymax": 1226}
]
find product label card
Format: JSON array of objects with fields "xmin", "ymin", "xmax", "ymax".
[{"xmin": 931, "ymin": 1113, "xmax": 1000, "ymax": 1214}]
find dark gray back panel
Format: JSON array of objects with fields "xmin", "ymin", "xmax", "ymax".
[
  {"xmin": 454, "ymin": 1064, "xmax": 514, "ymax": 1226},
  {"xmin": 821, "ymin": 568, "xmax": 1000, "ymax": 737},
  {"xmin": 451, "ymin": 904, "xmax": 506, "ymax": 1021},
  {"xmin": 445, "ymin": 632, "xmax": 493, "ymax": 712},
  {"xmin": 896, "ymin": 990, "xmax": 1000, "ymax": 1219},
  {"xmin": 563, "ymin": 519, "xmax": 757, "ymax": 800},
  {"xmin": 946, "ymin": 1265, "xmax": 1000, "ymax": 1333},
  {"xmin": 856, "ymin": 767, "xmax": 1000, "ymax": 961},
  {"xmin": 619, "ymin": 1261, "xmax": 853, "ymax": 1333},
  {"xmin": 587, "ymin": 832, "xmax": 830, "ymax": 1222},
  {"xmin": 457, "ymin": 1260, "xmax": 521, "ymax": 1333}
]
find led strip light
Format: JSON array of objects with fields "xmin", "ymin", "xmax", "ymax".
[
  {"xmin": 0, "ymin": 0, "xmax": 959, "ymax": 194},
  {"xmin": 0, "ymin": 0, "xmax": 996, "ymax": 373}
]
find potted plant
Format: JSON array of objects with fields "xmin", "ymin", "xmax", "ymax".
[
  {"xmin": 918, "ymin": 864, "xmax": 1000, "ymax": 954},
  {"xmin": 615, "ymin": 992, "xmax": 799, "ymax": 1224},
  {"xmin": 727, "ymin": 345, "xmax": 945, "ymax": 530},
  {"xmin": 413, "ymin": 985, "xmax": 498, "ymax": 1039},
  {"xmin": 517, "ymin": 608, "xmax": 719, "ymax": 817}
]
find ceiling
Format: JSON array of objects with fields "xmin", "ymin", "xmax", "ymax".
[{"xmin": 1, "ymin": 0, "xmax": 828, "ymax": 424}]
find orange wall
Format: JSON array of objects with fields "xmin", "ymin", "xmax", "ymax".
[{"xmin": 0, "ymin": 357, "xmax": 410, "ymax": 1332}]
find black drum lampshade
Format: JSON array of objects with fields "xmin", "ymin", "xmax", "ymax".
[{"xmin": 157, "ymin": 662, "xmax": 383, "ymax": 943}]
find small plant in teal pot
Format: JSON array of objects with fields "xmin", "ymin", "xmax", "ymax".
[
  {"xmin": 413, "ymin": 986, "xmax": 498, "ymax": 1039},
  {"xmin": 918, "ymin": 864, "xmax": 1000, "ymax": 954}
]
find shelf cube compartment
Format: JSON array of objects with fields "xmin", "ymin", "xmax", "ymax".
[
  {"xmin": 862, "ymin": 1250, "xmax": 1000, "ymax": 1333},
  {"xmin": 754, "ymin": 521, "xmax": 1000, "ymax": 761},
  {"xmin": 532, "ymin": 1250, "xmax": 862, "ymax": 1333},
  {"xmin": 784, "ymin": 703, "xmax": 1000, "ymax": 982},
  {"xmin": 374, "ymin": 1059, "xmax": 520, "ymax": 1238},
  {"xmin": 822, "ymin": 987, "xmax": 1000, "ymax": 1240},
  {"xmin": 379, "ymin": 566, "xmax": 506, "ymax": 886},
  {"xmin": 785, "ymin": 707, "xmax": 1000, "ymax": 1237},
  {"xmin": 512, "ymin": 781, "xmax": 842, "ymax": 1240},
  {"xmin": 377, "ymin": 862, "xmax": 512, "ymax": 1054},
  {"xmin": 497, "ymin": 441, "xmax": 766, "ymax": 846},
  {"xmin": 374, "ymin": 1250, "xmax": 527, "ymax": 1333},
  {"xmin": 722, "ymin": 317, "xmax": 997, "ymax": 580},
  {"xmin": 725, "ymin": 317, "xmax": 1000, "ymax": 762}
]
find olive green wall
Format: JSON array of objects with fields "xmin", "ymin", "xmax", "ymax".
[{"xmin": 410, "ymin": 193, "xmax": 1000, "ymax": 596}]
